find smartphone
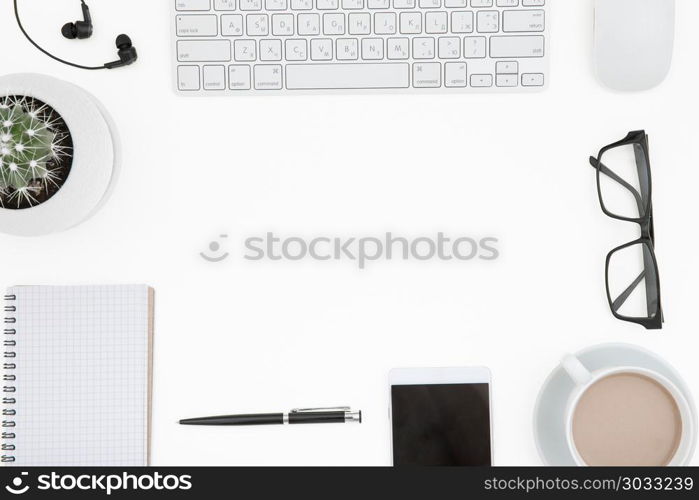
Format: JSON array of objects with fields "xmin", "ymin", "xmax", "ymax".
[{"xmin": 389, "ymin": 367, "xmax": 493, "ymax": 466}]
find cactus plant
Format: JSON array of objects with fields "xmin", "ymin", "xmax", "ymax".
[{"xmin": 0, "ymin": 95, "xmax": 72, "ymax": 209}]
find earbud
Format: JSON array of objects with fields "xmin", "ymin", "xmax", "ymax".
[
  {"xmin": 14, "ymin": 0, "xmax": 137, "ymax": 71},
  {"xmin": 104, "ymin": 34, "xmax": 138, "ymax": 69},
  {"xmin": 61, "ymin": 0, "xmax": 93, "ymax": 40}
]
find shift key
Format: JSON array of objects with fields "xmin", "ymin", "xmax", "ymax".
[
  {"xmin": 177, "ymin": 40, "xmax": 231, "ymax": 62},
  {"xmin": 490, "ymin": 36, "xmax": 544, "ymax": 58}
]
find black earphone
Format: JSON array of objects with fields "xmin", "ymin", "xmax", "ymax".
[
  {"xmin": 13, "ymin": 0, "xmax": 138, "ymax": 70},
  {"xmin": 61, "ymin": 0, "xmax": 93, "ymax": 40}
]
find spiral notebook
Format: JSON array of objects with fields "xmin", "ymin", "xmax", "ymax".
[{"xmin": 2, "ymin": 285, "xmax": 154, "ymax": 466}]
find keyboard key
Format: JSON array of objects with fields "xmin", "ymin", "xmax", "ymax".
[
  {"xmin": 234, "ymin": 39, "xmax": 256, "ymax": 60},
  {"xmin": 419, "ymin": 0, "xmax": 440, "ymax": 7},
  {"xmin": 177, "ymin": 15, "xmax": 218, "ymax": 36},
  {"xmin": 342, "ymin": 0, "xmax": 364, "ymax": 8},
  {"xmin": 247, "ymin": 14, "xmax": 269, "ymax": 35},
  {"xmin": 399, "ymin": 12, "xmax": 422, "ymax": 34},
  {"xmin": 438, "ymin": 37, "xmax": 460, "ymax": 58},
  {"xmin": 444, "ymin": 0, "xmax": 466, "ymax": 6},
  {"xmin": 177, "ymin": 65, "xmax": 200, "ymax": 90},
  {"xmin": 412, "ymin": 62, "xmax": 441, "ymax": 87},
  {"xmin": 496, "ymin": 74, "xmax": 517, "ymax": 86},
  {"xmin": 178, "ymin": 40, "xmax": 231, "ymax": 62},
  {"xmin": 368, "ymin": 0, "xmax": 390, "ymax": 8},
  {"xmin": 316, "ymin": 0, "xmax": 339, "ymax": 8},
  {"xmin": 176, "ymin": 0, "xmax": 211, "ymax": 11},
  {"xmin": 490, "ymin": 35, "xmax": 544, "ymax": 57},
  {"xmin": 285, "ymin": 39, "xmax": 308, "ymax": 60},
  {"xmin": 521, "ymin": 72, "xmax": 544, "ymax": 86},
  {"xmin": 229, "ymin": 65, "xmax": 252, "ymax": 89},
  {"xmin": 214, "ymin": 0, "xmax": 235, "ymax": 10},
  {"xmin": 445, "ymin": 62, "xmax": 467, "ymax": 87},
  {"xmin": 387, "ymin": 37, "xmax": 409, "ymax": 59},
  {"xmin": 203, "ymin": 65, "xmax": 226, "ymax": 89},
  {"xmin": 425, "ymin": 12, "xmax": 447, "ymax": 34},
  {"xmin": 503, "ymin": 9, "xmax": 545, "ymax": 32},
  {"xmin": 286, "ymin": 63, "xmax": 410, "ymax": 89},
  {"xmin": 375, "ymin": 13, "xmax": 397, "ymax": 35},
  {"xmin": 497, "ymin": 0, "xmax": 518, "ymax": 6},
  {"xmin": 266, "ymin": 0, "xmax": 288, "ymax": 9},
  {"xmin": 323, "ymin": 13, "xmax": 346, "ymax": 34},
  {"xmin": 495, "ymin": 60, "xmax": 518, "ymax": 73},
  {"xmin": 298, "ymin": 14, "xmax": 321, "ymax": 35},
  {"xmin": 260, "ymin": 39, "xmax": 283, "ymax": 60},
  {"xmin": 470, "ymin": 73, "xmax": 493, "ymax": 86},
  {"xmin": 413, "ymin": 37, "xmax": 435, "ymax": 59},
  {"xmin": 523, "ymin": 0, "xmax": 544, "ymax": 5},
  {"xmin": 464, "ymin": 36, "xmax": 486, "ymax": 58},
  {"xmin": 240, "ymin": 0, "xmax": 262, "ymax": 9},
  {"xmin": 221, "ymin": 14, "xmax": 244, "ymax": 36},
  {"xmin": 393, "ymin": 0, "xmax": 415, "ymax": 7},
  {"xmin": 471, "ymin": 0, "xmax": 493, "ymax": 6},
  {"xmin": 291, "ymin": 0, "xmax": 312, "ymax": 8},
  {"xmin": 254, "ymin": 64, "xmax": 283, "ymax": 89},
  {"xmin": 214, "ymin": 0, "xmax": 236, "ymax": 9},
  {"xmin": 272, "ymin": 14, "xmax": 294, "ymax": 35},
  {"xmin": 310, "ymin": 38, "xmax": 333, "ymax": 59},
  {"xmin": 337, "ymin": 38, "xmax": 359, "ymax": 59},
  {"xmin": 362, "ymin": 38, "xmax": 384, "ymax": 59},
  {"xmin": 451, "ymin": 11, "xmax": 474, "ymax": 33},
  {"xmin": 477, "ymin": 10, "xmax": 499, "ymax": 32},
  {"xmin": 348, "ymin": 13, "xmax": 371, "ymax": 34}
]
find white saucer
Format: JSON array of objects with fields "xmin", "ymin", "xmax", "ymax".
[{"xmin": 533, "ymin": 343, "xmax": 698, "ymax": 466}]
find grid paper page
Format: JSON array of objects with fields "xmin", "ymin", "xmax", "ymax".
[{"xmin": 6, "ymin": 285, "xmax": 152, "ymax": 466}]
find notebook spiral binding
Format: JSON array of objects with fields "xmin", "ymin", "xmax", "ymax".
[{"xmin": 2, "ymin": 294, "xmax": 16, "ymax": 463}]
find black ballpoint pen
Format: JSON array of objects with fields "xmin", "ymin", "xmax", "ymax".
[{"xmin": 179, "ymin": 407, "xmax": 362, "ymax": 426}]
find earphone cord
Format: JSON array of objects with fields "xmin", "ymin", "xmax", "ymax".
[{"xmin": 13, "ymin": 0, "xmax": 106, "ymax": 70}]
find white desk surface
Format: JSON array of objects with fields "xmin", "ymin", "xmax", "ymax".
[{"xmin": 2, "ymin": 0, "xmax": 698, "ymax": 466}]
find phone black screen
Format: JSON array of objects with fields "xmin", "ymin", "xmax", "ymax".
[{"xmin": 391, "ymin": 383, "xmax": 491, "ymax": 466}]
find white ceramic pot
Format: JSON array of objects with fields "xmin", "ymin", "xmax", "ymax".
[{"xmin": 0, "ymin": 73, "xmax": 119, "ymax": 236}]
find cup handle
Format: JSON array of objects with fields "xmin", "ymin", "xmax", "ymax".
[{"xmin": 561, "ymin": 354, "xmax": 593, "ymax": 386}]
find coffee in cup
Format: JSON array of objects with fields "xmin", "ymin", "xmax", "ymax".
[
  {"xmin": 561, "ymin": 355, "xmax": 696, "ymax": 466},
  {"xmin": 572, "ymin": 372, "xmax": 682, "ymax": 466}
]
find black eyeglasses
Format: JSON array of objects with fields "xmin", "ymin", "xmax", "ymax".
[{"xmin": 589, "ymin": 130, "xmax": 663, "ymax": 330}]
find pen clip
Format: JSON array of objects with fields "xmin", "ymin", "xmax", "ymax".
[{"xmin": 290, "ymin": 407, "xmax": 351, "ymax": 414}]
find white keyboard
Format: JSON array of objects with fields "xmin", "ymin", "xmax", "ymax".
[{"xmin": 172, "ymin": 0, "xmax": 548, "ymax": 94}]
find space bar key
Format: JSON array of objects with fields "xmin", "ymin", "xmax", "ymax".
[{"xmin": 286, "ymin": 63, "xmax": 410, "ymax": 90}]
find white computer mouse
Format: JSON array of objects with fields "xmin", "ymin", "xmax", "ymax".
[{"xmin": 594, "ymin": 0, "xmax": 675, "ymax": 91}]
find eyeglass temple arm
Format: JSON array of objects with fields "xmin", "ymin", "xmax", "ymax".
[
  {"xmin": 641, "ymin": 242, "xmax": 662, "ymax": 321},
  {"xmin": 589, "ymin": 157, "xmax": 645, "ymax": 216},
  {"xmin": 633, "ymin": 146, "xmax": 651, "ymax": 206},
  {"xmin": 647, "ymin": 206, "xmax": 656, "ymax": 245}
]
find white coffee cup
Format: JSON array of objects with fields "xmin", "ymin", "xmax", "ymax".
[{"xmin": 561, "ymin": 354, "xmax": 696, "ymax": 466}]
